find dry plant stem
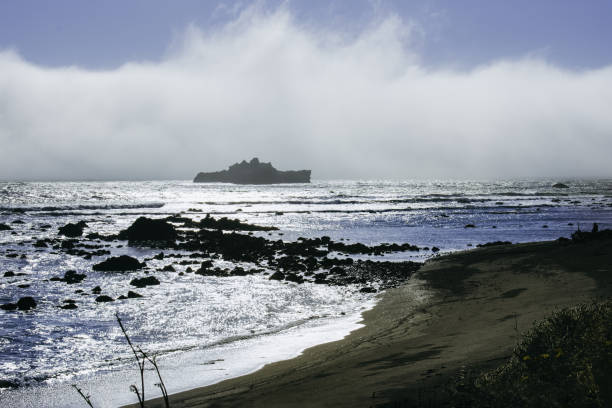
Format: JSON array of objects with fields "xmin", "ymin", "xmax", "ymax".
[
  {"xmin": 142, "ymin": 351, "xmax": 170, "ymax": 408},
  {"xmin": 72, "ymin": 384, "xmax": 94, "ymax": 408},
  {"xmin": 116, "ymin": 313, "xmax": 146, "ymax": 408}
]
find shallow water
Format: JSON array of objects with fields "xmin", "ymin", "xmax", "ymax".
[{"xmin": 1, "ymin": 179, "xmax": 611, "ymax": 406}]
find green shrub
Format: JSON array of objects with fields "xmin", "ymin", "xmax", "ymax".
[{"xmin": 450, "ymin": 301, "xmax": 612, "ymax": 408}]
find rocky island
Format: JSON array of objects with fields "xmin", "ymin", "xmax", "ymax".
[{"xmin": 193, "ymin": 158, "xmax": 311, "ymax": 184}]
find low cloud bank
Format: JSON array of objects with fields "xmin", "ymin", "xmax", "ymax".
[{"xmin": 1, "ymin": 8, "xmax": 611, "ymax": 180}]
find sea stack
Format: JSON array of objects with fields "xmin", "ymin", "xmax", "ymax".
[{"xmin": 193, "ymin": 158, "xmax": 311, "ymax": 184}]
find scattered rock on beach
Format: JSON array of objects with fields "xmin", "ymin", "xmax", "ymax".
[
  {"xmin": 130, "ymin": 276, "xmax": 160, "ymax": 288},
  {"xmin": 285, "ymin": 273, "xmax": 304, "ymax": 284},
  {"xmin": 92, "ymin": 255, "xmax": 145, "ymax": 272},
  {"xmin": 58, "ymin": 221, "xmax": 87, "ymax": 237},
  {"xmin": 61, "ymin": 303, "xmax": 78, "ymax": 310},
  {"xmin": 359, "ymin": 287, "xmax": 377, "ymax": 293},
  {"xmin": 0, "ymin": 303, "xmax": 17, "ymax": 311},
  {"xmin": 269, "ymin": 271, "xmax": 285, "ymax": 280},
  {"xmin": 95, "ymin": 295, "xmax": 114, "ymax": 302},
  {"xmin": 92, "ymin": 286, "xmax": 102, "ymax": 294},
  {"xmin": 0, "ymin": 223, "xmax": 12, "ymax": 231},
  {"xmin": 118, "ymin": 217, "xmax": 177, "ymax": 243},
  {"xmin": 17, "ymin": 297, "xmax": 37, "ymax": 311},
  {"xmin": 127, "ymin": 291, "xmax": 143, "ymax": 298},
  {"xmin": 0, "ymin": 379, "xmax": 18, "ymax": 389},
  {"xmin": 50, "ymin": 270, "xmax": 86, "ymax": 284},
  {"xmin": 3, "ymin": 271, "xmax": 15, "ymax": 277}
]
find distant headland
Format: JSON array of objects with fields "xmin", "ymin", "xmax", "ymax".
[{"xmin": 193, "ymin": 158, "xmax": 311, "ymax": 184}]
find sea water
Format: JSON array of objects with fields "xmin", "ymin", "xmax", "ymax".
[{"xmin": 1, "ymin": 179, "xmax": 611, "ymax": 407}]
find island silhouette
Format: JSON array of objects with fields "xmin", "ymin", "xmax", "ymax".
[{"xmin": 193, "ymin": 158, "xmax": 311, "ymax": 184}]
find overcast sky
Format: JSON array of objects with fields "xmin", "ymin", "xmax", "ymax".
[{"xmin": 1, "ymin": 1, "xmax": 612, "ymax": 181}]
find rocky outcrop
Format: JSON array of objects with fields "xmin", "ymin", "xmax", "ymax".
[
  {"xmin": 50, "ymin": 270, "xmax": 86, "ymax": 284},
  {"xmin": 1, "ymin": 297, "xmax": 37, "ymax": 311},
  {"xmin": 553, "ymin": 183, "xmax": 569, "ymax": 188},
  {"xmin": 194, "ymin": 158, "xmax": 310, "ymax": 184},
  {"xmin": 92, "ymin": 255, "xmax": 145, "ymax": 272},
  {"xmin": 130, "ymin": 276, "xmax": 160, "ymax": 288},
  {"xmin": 58, "ymin": 221, "xmax": 87, "ymax": 237},
  {"xmin": 118, "ymin": 217, "xmax": 177, "ymax": 243}
]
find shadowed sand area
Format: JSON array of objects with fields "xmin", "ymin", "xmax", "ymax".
[{"xmin": 129, "ymin": 238, "xmax": 612, "ymax": 407}]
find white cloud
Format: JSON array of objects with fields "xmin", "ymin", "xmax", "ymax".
[{"xmin": 1, "ymin": 7, "xmax": 611, "ymax": 180}]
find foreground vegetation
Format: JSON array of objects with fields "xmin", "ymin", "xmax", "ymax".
[{"xmin": 449, "ymin": 300, "xmax": 612, "ymax": 408}]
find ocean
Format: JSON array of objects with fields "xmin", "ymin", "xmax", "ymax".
[{"xmin": 1, "ymin": 179, "xmax": 611, "ymax": 407}]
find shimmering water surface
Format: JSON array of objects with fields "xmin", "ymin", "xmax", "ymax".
[{"xmin": 1, "ymin": 179, "xmax": 612, "ymax": 407}]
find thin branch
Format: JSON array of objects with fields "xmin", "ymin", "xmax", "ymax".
[
  {"xmin": 130, "ymin": 384, "xmax": 144, "ymax": 407},
  {"xmin": 142, "ymin": 352, "xmax": 170, "ymax": 408},
  {"xmin": 72, "ymin": 384, "xmax": 94, "ymax": 408},
  {"xmin": 116, "ymin": 313, "xmax": 146, "ymax": 408}
]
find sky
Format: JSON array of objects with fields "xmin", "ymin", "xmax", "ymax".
[{"xmin": 1, "ymin": 0, "xmax": 612, "ymax": 181}]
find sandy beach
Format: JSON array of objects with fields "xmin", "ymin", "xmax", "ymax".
[{"xmin": 127, "ymin": 237, "xmax": 612, "ymax": 408}]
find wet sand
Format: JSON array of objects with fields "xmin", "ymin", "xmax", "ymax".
[{"xmin": 129, "ymin": 238, "xmax": 612, "ymax": 407}]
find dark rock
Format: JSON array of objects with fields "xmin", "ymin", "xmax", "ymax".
[
  {"xmin": 3, "ymin": 271, "xmax": 15, "ymax": 277},
  {"xmin": 61, "ymin": 303, "xmax": 78, "ymax": 309},
  {"xmin": 200, "ymin": 260, "xmax": 213, "ymax": 269},
  {"xmin": 328, "ymin": 240, "xmax": 419, "ymax": 255},
  {"xmin": 198, "ymin": 214, "xmax": 277, "ymax": 231},
  {"xmin": 17, "ymin": 284, "xmax": 30, "ymax": 288},
  {"xmin": 552, "ymin": 183, "xmax": 569, "ymax": 188},
  {"xmin": 1, "ymin": 303, "xmax": 17, "ymax": 311},
  {"xmin": 194, "ymin": 158, "xmax": 311, "ymax": 184},
  {"xmin": 330, "ymin": 266, "xmax": 346, "ymax": 276},
  {"xmin": 127, "ymin": 291, "xmax": 143, "ymax": 298},
  {"xmin": 313, "ymin": 273, "xmax": 328, "ymax": 284},
  {"xmin": 118, "ymin": 217, "xmax": 177, "ymax": 243},
  {"xmin": 162, "ymin": 265, "xmax": 176, "ymax": 272},
  {"xmin": 61, "ymin": 240, "xmax": 75, "ymax": 249},
  {"xmin": 117, "ymin": 295, "xmax": 127, "ymax": 300},
  {"xmin": 230, "ymin": 267, "xmax": 252, "ymax": 276},
  {"xmin": 17, "ymin": 297, "xmax": 36, "ymax": 311},
  {"xmin": 130, "ymin": 276, "xmax": 160, "ymax": 288},
  {"xmin": 360, "ymin": 287, "xmax": 377, "ymax": 293},
  {"xmin": 284, "ymin": 273, "xmax": 304, "ymax": 284},
  {"xmin": 92, "ymin": 255, "xmax": 145, "ymax": 272},
  {"xmin": 92, "ymin": 286, "xmax": 102, "ymax": 294},
  {"xmin": 12, "ymin": 220, "xmax": 24, "ymax": 224},
  {"xmin": 34, "ymin": 239, "xmax": 48, "ymax": 248},
  {"xmin": 95, "ymin": 295, "xmax": 114, "ymax": 302},
  {"xmin": 269, "ymin": 271, "xmax": 285, "ymax": 280},
  {"xmin": 0, "ymin": 223, "xmax": 12, "ymax": 231},
  {"xmin": 477, "ymin": 241, "xmax": 512, "ymax": 248},
  {"xmin": 0, "ymin": 379, "xmax": 18, "ymax": 388},
  {"xmin": 464, "ymin": 224, "xmax": 476, "ymax": 228},
  {"xmin": 58, "ymin": 221, "xmax": 87, "ymax": 237},
  {"xmin": 431, "ymin": 247, "xmax": 440, "ymax": 252},
  {"xmin": 571, "ymin": 228, "xmax": 612, "ymax": 242},
  {"xmin": 52, "ymin": 270, "xmax": 86, "ymax": 284}
]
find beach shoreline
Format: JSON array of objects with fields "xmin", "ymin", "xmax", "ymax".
[{"xmin": 129, "ymin": 236, "xmax": 612, "ymax": 407}]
